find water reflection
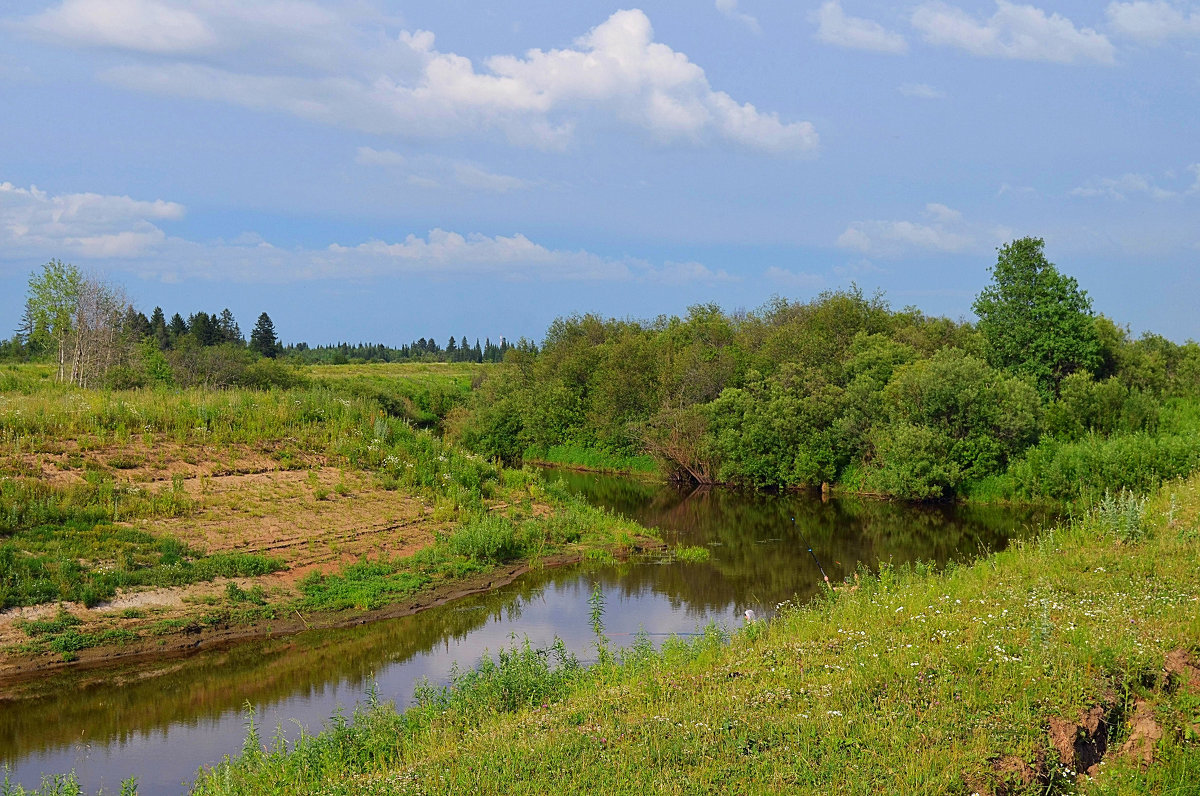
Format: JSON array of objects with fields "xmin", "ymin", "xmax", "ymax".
[
  {"xmin": 544, "ymin": 468, "xmax": 1056, "ymax": 609},
  {"xmin": 0, "ymin": 470, "xmax": 1055, "ymax": 795}
]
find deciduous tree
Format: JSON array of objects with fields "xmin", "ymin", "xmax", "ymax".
[{"xmin": 973, "ymin": 237, "xmax": 1100, "ymax": 397}]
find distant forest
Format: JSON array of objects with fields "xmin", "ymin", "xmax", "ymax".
[{"xmin": 0, "ymin": 259, "xmax": 511, "ymax": 387}]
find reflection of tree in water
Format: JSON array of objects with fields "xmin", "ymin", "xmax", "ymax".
[
  {"xmin": 0, "ymin": 578, "xmax": 550, "ymax": 760},
  {"xmin": 547, "ymin": 468, "xmax": 1059, "ymax": 615}
]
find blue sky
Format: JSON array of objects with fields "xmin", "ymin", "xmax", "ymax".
[{"xmin": 1, "ymin": 1, "xmax": 1197, "ymax": 345}]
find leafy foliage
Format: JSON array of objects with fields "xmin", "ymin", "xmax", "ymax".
[
  {"xmin": 452, "ymin": 244, "xmax": 1200, "ymax": 503},
  {"xmin": 973, "ymin": 237, "xmax": 1101, "ymax": 397}
]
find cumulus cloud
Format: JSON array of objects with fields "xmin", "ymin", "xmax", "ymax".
[
  {"xmin": 0, "ymin": 181, "xmax": 184, "ymax": 259},
  {"xmin": 715, "ymin": 0, "xmax": 761, "ymax": 34},
  {"xmin": 912, "ymin": 1, "xmax": 1115, "ymax": 63},
  {"xmin": 898, "ymin": 82, "xmax": 946, "ymax": 99},
  {"xmin": 355, "ymin": 148, "xmax": 532, "ymax": 193},
  {"xmin": 325, "ymin": 230, "xmax": 625, "ymax": 280},
  {"xmin": 0, "ymin": 180, "xmax": 731, "ymax": 285},
  {"xmin": 326, "ymin": 233, "xmax": 734, "ymax": 283},
  {"xmin": 764, "ymin": 266, "xmax": 825, "ymax": 290},
  {"xmin": 836, "ymin": 202, "xmax": 986, "ymax": 257},
  {"xmin": 1071, "ymin": 165, "xmax": 1200, "ymax": 199},
  {"xmin": 814, "ymin": 1, "xmax": 908, "ymax": 54},
  {"xmin": 1107, "ymin": 1, "xmax": 1200, "ymax": 42},
  {"xmin": 25, "ymin": 3, "xmax": 816, "ymax": 154}
]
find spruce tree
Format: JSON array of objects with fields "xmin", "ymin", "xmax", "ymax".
[{"xmin": 249, "ymin": 312, "xmax": 279, "ymax": 358}]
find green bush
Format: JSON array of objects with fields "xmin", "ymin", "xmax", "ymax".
[{"xmin": 440, "ymin": 513, "xmax": 530, "ymax": 563}]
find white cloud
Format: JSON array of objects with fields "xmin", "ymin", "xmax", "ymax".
[
  {"xmin": 912, "ymin": 1, "xmax": 1116, "ymax": 63},
  {"xmin": 836, "ymin": 202, "xmax": 985, "ymax": 257},
  {"xmin": 814, "ymin": 1, "xmax": 908, "ymax": 54},
  {"xmin": 450, "ymin": 164, "xmax": 530, "ymax": 194},
  {"xmin": 1071, "ymin": 165, "xmax": 1200, "ymax": 199},
  {"xmin": 0, "ymin": 181, "xmax": 184, "ymax": 259},
  {"xmin": 354, "ymin": 147, "xmax": 406, "ymax": 167},
  {"xmin": 24, "ymin": 0, "xmax": 216, "ymax": 54},
  {"xmin": 27, "ymin": 4, "xmax": 816, "ymax": 155},
  {"xmin": 325, "ymin": 235, "xmax": 734, "ymax": 283},
  {"xmin": 645, "ymin": 260, "xmax": 736, "ymax": 285},
  {"xmin": 1071, "ymin": 173, "xmax": 1176, "ymax": 200},
  {"xmin": 0, "ymin": 180, "xmax": 730, "ymax": 285},
  {"xmin": 1107, "ymin": 2, "xmax": 1200, "ymax": 42},
  {"xmin": 898, "ymin": 82, "xmax": 946, "ymax": 99},
  {"xmin": 354, "ymin": 148, "xmax": 532, "ymax": 193},
  {"xmin": 715, "ymin": 0, "xmax": 761, "ymax": 34},
  {"xmin": 764, "ymin": 266, "xmax": 825, "ymax": 290}
]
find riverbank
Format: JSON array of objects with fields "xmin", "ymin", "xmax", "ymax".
[
  {"xmin": 186, "ymin": 475, "xmax": 1200, "ymax": 795},
  {"xmin": 0, "ymin": 456, "xmax": 659, "ymax": 683},
  {"xmin": 0, "ymin": 378, "xmax": 660, "ymax": 684}
]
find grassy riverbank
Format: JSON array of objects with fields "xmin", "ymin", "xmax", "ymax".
[
  {"xmin": 0, "ymin": 363, "xmax": 656, "ymax": 674},
  {"xmin": 178, "ymin": 476, "xmax": 1200, "ymax": 795}
]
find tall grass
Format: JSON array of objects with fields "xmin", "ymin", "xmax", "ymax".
[{"xmin": 192, "ymin": 474, "xmax": 1200, "ymax": 795}]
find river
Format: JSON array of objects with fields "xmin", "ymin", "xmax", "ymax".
[{"xmin": 0, "ymin": 470, "xmax": 1055, "ymax": 794}]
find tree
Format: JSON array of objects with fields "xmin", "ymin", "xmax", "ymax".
[
  {"xmin": 67, "ymin": 276, "xmax": 132, "ymax": 387},
  {"xmin": 973, "ymin": 237, "xmax": 1100, "ymax": 397},
  {"xmin": 168, "ymin": 313, "xmax": 188, "ymax": 343},
  {"xmin": 26, "ymin": 259, "xmax": 83, "ymax": 381},
  {"xmin": 149, "ymin": 307, "xmax": 170, "ymax": 350},
  {"xmin": 188, "ymin": 312, "xmax": 219, "ymax": 346},
  {"xmin": 249, "ymin": 312, "xmax": 278, "ymax": 358},
  {"xmin": 217, "ymin": 308, "xmax": 243, "ymax": 345}
]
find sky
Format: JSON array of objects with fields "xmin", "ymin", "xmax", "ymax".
[{"xmin": 1, "ymin": 0, "xmax": 1198, "ymax": 346}]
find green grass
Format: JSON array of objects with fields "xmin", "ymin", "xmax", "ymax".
[
  {"xmin": 308, "ymin": 362, "xmax": 483, "ymax": 429},
  {"xmin": 0, "ymin": 516, "xmax": 283, "ymax": 609},
  {"xmin": 190, "ymin": 474, "xmax": 1200, "ymax": 795},
  {"xmin": 0, "ymin": 363, "xmax": 651, "ymax": 615},
  {"xmin": 296, "ymin": 488, "xmax": 651, "ymax": 613}
]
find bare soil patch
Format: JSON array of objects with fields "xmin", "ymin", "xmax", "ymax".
[
  {"xmin": 144, "ymin": 467, "xmax": 440, "ymax": 584},
  {"xmin": 1165, "ymin": 648, "xmax": 1200, "ymax": 692},
  {"xmin": 1115, "ymin": 699, "xmax": 1163, "ymax": 767},
  {"xmin": 1, "ymin": 439, "xmax": 450, "ymax": 675}
]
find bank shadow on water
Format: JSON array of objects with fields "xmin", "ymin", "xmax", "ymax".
[{"xmin": 0, "ymin": 469, "xmax": 1056, "ymax": 795}]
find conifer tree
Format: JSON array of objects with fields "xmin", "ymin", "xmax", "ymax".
[{"xmin": 249, "ymin": 312, "xmax": 279, "ymax": 358}]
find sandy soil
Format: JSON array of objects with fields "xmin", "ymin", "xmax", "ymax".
[{"xmin": 0, "ymin": 439, "xmax": 446, "ymax": 676}]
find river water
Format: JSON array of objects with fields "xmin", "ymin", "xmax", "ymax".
[{"xmin": 0, "ymin": 470, "xmax": 1055, "ymax": 794}]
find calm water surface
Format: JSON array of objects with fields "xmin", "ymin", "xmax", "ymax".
[{"xmin": 0, "ymin": 470, "xmax": 1056, "ymax": 794}]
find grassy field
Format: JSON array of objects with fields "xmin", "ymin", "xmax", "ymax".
[
  {"xmin": 164, "ymin": 476, "xmax": 1200, "ymax": 796},
  {"xmin": 0, "ymin": 362, "xmax": 656, "ymax": 670}
]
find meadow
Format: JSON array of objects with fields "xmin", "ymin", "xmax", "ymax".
[{"xmin": 0, "ymin": 362, "xmax": 655, "ymax": 668}]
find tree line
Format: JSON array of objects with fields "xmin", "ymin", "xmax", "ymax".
[
  {"xmin": 2, "ymin": 260, "xmax": 509, "ymax": 386},
  {"xmin": 1, "ymin": 260, "xmax": 290, "ymax": 389},
  {"xmin": 286, "ymin": 336, "xmax": 511, "ymax": 365},
  {"xmin": 450, "ymin": 238, "xmax": 1200, "ymax": 503}
]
